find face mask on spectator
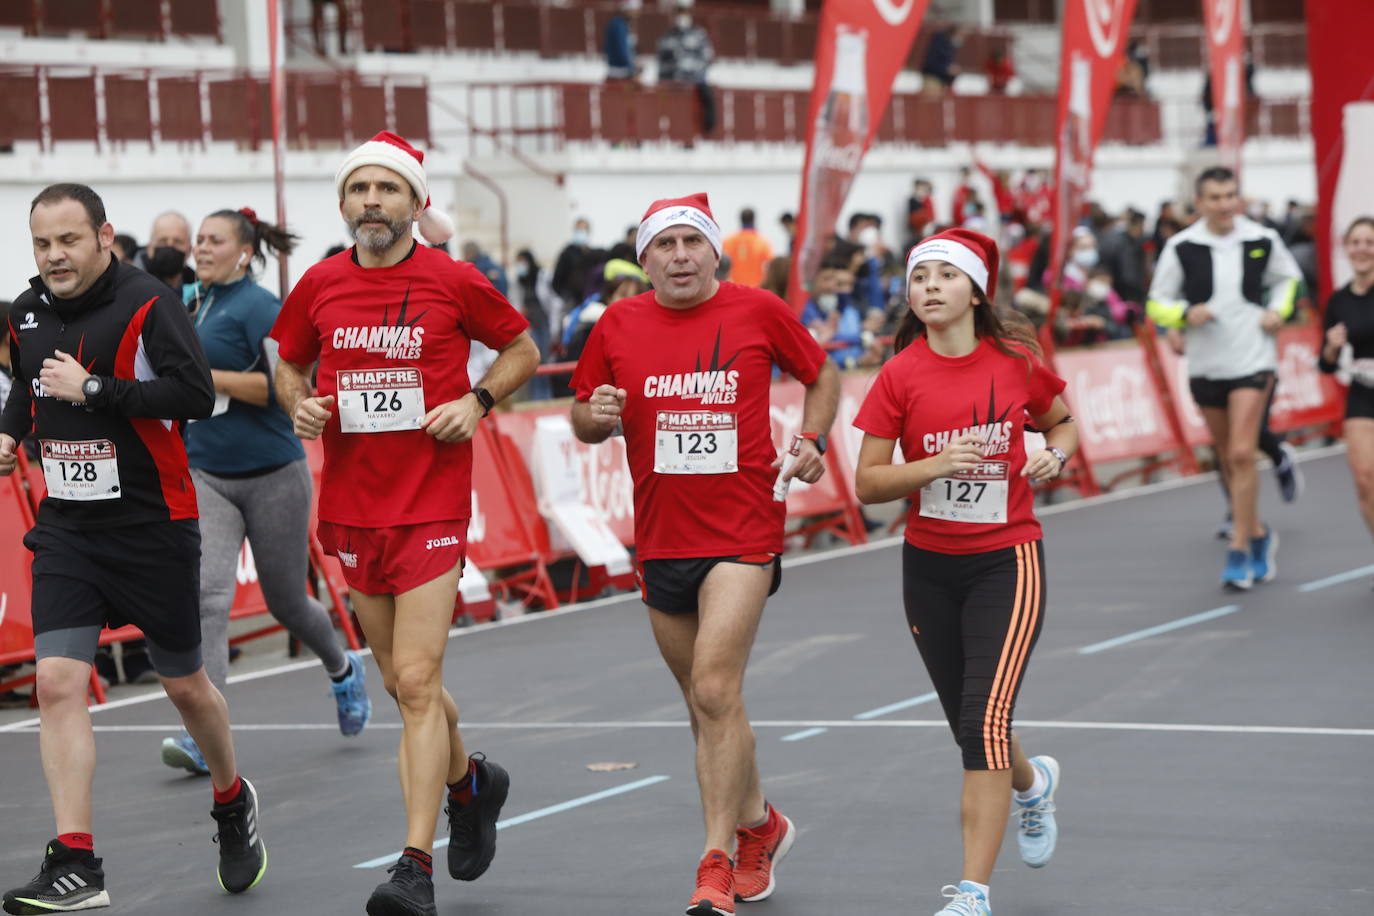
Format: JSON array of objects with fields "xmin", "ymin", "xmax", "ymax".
[
  {"xmin": 676, "ymin": 13, "xmax": 692, "ymax": 28},
  {"xmin": 1072, "ymin": 248, "xmax": 1099, "ymax": 269},
  {"xmin": 1086, "ymin": 280, "xmax": 1111, "ymax": 299},
  {"xmin": 816, "ymin": 293, "xmax": 839, "ymax": 314},
  {"xmin": 515, "ymin": 262, "xmax": 529, "ymax": 279},
  {"xmin": 858, "ymin": 226, "xmax": 880, "ymax": 249},
  {"xmin": 572, "ymin": 229, "xmax": 589, "ymax": 246}
]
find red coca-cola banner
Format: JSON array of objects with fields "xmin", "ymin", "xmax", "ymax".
[
  {"xmin": 1048, "ymin": 0, "xmax": 1140, "ymax": 294},
  {"xmin": 1306, "ymin": 0, "xmax": 1374, "ymax": 305},
  {"xmin": 1203, "ymin": 0, "xmax": 1245, "ymax": 174},
  {"xmin": 786, "ymin": 0, "xmax": 931, "ymax": 312}
]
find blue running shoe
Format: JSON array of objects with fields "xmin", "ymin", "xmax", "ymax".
[
  {"xmin": 934, "ymin": 881, "xmax": 990, "ymax": 916},
  {"xmin": 1015, "ymin": 755, "xmax": 1059, "ymax": 868},
  {"xmin": 1249, "ymin": 528, "xmax": 1278, "ymax": 584},
  {"xmin": 161, "ymin": 732, "xmax": 209, "ymax": 776},
  {"xmin": 1221, "ymin": 549, "xmax": 1253, "ymax": 591},
  {"xmin": 330, "ymin": 650, "xmax": 371, "ymax": 737}
]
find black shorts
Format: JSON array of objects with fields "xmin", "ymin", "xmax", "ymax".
[
  {"xmin": 1347, "ymin": 381, "xmax": 1374, "ymax": 420},
  {"xmin": 638, "ymin": 553, "xmax": 782, "ymax": 615},
  {"xmin": 1189, "ymin": 371, "xmax": 1275, "ymax": 409},
  {"xmin": 25, "ymin": 520, "xmax": 203, "ymax": 655}
]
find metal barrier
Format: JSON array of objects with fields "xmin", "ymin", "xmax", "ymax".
[
  {"xmin": 457, "ymin": 82, "xmax": 1164, "ymax": 154},
  {"xmin": 0, "ymin": 64, "xmax": 428, "ymax": 151}
]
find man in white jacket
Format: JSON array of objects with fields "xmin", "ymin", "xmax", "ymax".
[{"xmin": 1147, "ymin": 166, "xmax": 1303, "ymax": 590}]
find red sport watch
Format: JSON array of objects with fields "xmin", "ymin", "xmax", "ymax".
[{"xmin": 799, "ymin": 431, "xmax": 828, "ymax": 454}]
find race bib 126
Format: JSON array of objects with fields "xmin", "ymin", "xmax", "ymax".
[{"xmin": 336, "ymin": 368, "xmax": 425, "ymax": 433}]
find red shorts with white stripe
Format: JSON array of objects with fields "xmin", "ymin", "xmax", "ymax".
[{"xmin": 318, "ymin": 519, "xmax": 469, "ymax": 596}]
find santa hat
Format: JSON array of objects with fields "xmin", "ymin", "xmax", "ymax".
[
  {"xmin": 635, "ymin": 192, "xmax": 722, "ymax": 261},
  {"xmin": 905, "ymin": 228, "xmax": 999, "ymax": 300},
  {"xmin": 335, "ymin": 130, "xmax": 455, "ymax": 245}
]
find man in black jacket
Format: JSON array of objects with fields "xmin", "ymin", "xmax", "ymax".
[{"xmin": 0, "ymin": 183, "xmax": 266, "ymax": 914}]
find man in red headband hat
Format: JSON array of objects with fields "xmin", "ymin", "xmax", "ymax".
[
  {"xmin": 571, "ymin": 192, "xmax": 839, "ymax": 916},
  {"xmin": 272, "ymin": 131, "xmax": 540, "ymax": 916}
]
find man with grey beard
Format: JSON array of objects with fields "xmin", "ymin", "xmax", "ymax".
[{"xmin": 270, "ymin": 131, "xmax": 539, "ymax": 916}]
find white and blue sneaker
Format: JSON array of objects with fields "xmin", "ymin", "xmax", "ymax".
[
  {"xmin": 1221, "ymin": 548, "xmax": 1253, "ymax": 591},
  {"xmin": 1249, "ymin": 528, "xmax": 1278, "ymax": 584},
  {"xmin": 934, "ymin": 881, "xmax": 990, "ymax": 916},
  {"xmin": 330, "ymin": 650, "xmax": 371, "ymax": 737},
  {"xmin": 161, "ymin": 732, "xmax": 210, "ymax": 776},
  {"xmin": 1015, "ymin": 755, "xmax": 1059, "ymax": 868}
]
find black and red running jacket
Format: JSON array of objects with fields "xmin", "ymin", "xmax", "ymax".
[{"xmin": 2, "ymin": 255, "xmax": 215, "ymax": 529}]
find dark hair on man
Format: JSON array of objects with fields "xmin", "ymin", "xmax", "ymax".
[
  {"xmin": 112, "ymin": 234, "xmax": 139, "ymax": 262},
  {"xmin": 740, "ymin": 208, "xmax": 755, "ymax": 229},
  {"xmin": 779, "ymin": 212, "xmax": 795, "ymax": 225},
  {"xmin": 847, "ymin": 212, "xmax": 867, "ymax": 232},
  {"xmin": 30, "ymin": 183, "xmax": 106, "ymax": 231},
  {"xmin": 1195, "ymin": 166, "xmax": 1237, "ymax": 196}
]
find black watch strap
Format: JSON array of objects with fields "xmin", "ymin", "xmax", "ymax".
[
  {"xmin": 470, "ymin": 386, "xmax": 496, "ymax": 417},
  {"xmin": 801, "ymin": 431, "xmax": 827, "ymax": 454}
]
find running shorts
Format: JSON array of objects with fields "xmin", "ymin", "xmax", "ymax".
[
  {"xmin": 1188, "ymin": 370, "xmax": 1275, "ymax": 409},
  {"xmin": 318, "ymin": 519, "xmax": 469, "ymax": 596},
  {"xmin": 25, "ymin": 520, "xmax": 203, "ymax": 669},
  {"xmin": 637, "ymin": 553, "xmax": 781, "ymax": 616}
]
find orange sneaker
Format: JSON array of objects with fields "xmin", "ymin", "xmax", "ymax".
[
  {"xmin": 686, "ymin": 849, "xmax": 736, "ymax": 916},
  {"xmin": 733, "ymin": 804, "xmax": 796, "ymax": 902}
]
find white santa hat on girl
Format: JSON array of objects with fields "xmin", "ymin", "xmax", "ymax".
[
  {"xmin": 905, "ymin": 228, "xmax": 1000, "ymax": 299},
  {"xmin": 335, "ymin": 130, "xmax": 456, "ymax": 245},
  {"xmin": 635, "ymin": 192, "xmax": 723, "ymax": 261}
]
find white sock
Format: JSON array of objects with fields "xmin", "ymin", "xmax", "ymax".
[
  {"xmin": 1014, "ymin": 763, "xmax": 1047, "ymax": 802},
  {"xmin": 961, "ymin": 880, "xmax": 990, "ymax": 902}
]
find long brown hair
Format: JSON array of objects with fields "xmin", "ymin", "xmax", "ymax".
[
  {"xmin": 892, "ymin": 280, "xmax": 1040, "ymax": 364},
  {"xmin": 208, "ymin": 207, "xmax": 298, "ymax": 272}
]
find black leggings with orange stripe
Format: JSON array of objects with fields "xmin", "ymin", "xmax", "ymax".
[{"xmin": 902, "ymin": 540, "xmax": 1046, "ymax": 771}]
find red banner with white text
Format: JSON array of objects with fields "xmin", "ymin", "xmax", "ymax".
[
  {"xmin": 1048, "ymin": 0, "xmax": 1140, "ymax": 294},
  {"xmin": 1203, "ymin": 0, "xmax": 1245, "ymax": 174},
  {"xmin": 1306, "ymin": 0, "xmax": 1374, "ymax": 305},
  {"xmin": 786, "ymin": 0, "xmax": 930, "ymax": 312}
]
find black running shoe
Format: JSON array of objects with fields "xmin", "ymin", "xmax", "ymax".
[
  {"xmin": 446, "ymin": 753, "xmax": 509, "ymax": 881},
  {"xmin": 366, "ymin": 857, "xmax": 436, "ymax": 916},
  {"xmin": 211, "ymin": 777, "xmax": 267, "ymax": 893},
  {"xmin": 2, "ymin": 839, "xmax": 108, "ymax": 914}
]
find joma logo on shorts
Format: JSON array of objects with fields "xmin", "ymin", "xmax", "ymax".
[
  {"xmin": 425, "ymin": 536, "xmax": 461, "ymax": 550},
  {"xmin": 337, "ymin": 550, "xmax": 358, "ymax": 568}
]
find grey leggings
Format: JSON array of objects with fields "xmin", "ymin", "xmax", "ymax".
[{"xmin": 193, "ymin": 460, "xmax": 346, "ymax": 689}]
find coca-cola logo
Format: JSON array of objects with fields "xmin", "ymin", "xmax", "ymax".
[
  {"xmin": 872, "ymin": 0, "xmax": 918, "ymax": 26},
  {"xmin": 1207, "ymin": 0, "xmax": 1238, "ymax": 44},
  {"xmin": 1274, "ymin": 341, "xmax": 1326, "ymax": 415},
  {"xmin": 815, "ymin": 136, "xmax": 864, "ymax": 174},
  {"xmin": 578, "ymin": 439, "xmax": 634, "ymax": 524},
  {"xmin": 1084, "ymin": 0, "xmax": 1128, "ymax": 60},
  {"xmin": 1072, "ymin": 363, "xmax": 1161, "ymax": 445},
  {"xmin": 236, "ymin": 542, "xmax": 258, "ymax": 586},
  {"xmin": 468, "ymin": 489, "xmax": 487, "ymax": 543}
]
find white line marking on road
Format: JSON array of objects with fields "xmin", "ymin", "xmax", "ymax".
[
  {"xmin": 1296, "ymin": 564, "xmax": 1374, "ymax": 593},
  {"xmin": 780, "ymin": 727, "xmax": 829, "ymax": 741},
  {"xmin": 1078, "ymin": 605, "xmax": 1241, "ymax": 654},
  {"xmin": 16, "ymin": 719, "xmax": 1371, "ymax": 738},
  {"xmin": 352, "ymin": 775, "xmax": 671, "ymax": 869},
  {"xmin": 853, "ymin": 691, "xmax": 940, "ymax": 720}
]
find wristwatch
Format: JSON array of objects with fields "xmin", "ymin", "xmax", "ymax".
[
  {"xmin": 799, "ymin": 431, "xmax": 828, "ymax": 454},
  {"xmin": 470, "ymin": 386, "xmax": 496, "ymax": 417},
  {"xmin": 1047, "ymin": 446, "xmax": 1069, "ymax": 467},
  {"xmin": 81, "ymin": 375, "xmax": 105, "ymax": 406}
]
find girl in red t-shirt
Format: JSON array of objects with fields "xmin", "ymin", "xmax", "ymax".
[{"xmin": 852, "ymin": 229, "xmax": 1079, "ymax": 916}]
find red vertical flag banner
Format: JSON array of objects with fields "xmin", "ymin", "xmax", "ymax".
[
  {"xmin": 1307, "ymin": 0, "xmax": 1374, "ymax": 305},
  {"xmin": 786, "ymin": 0, "xmax": 931, "ymax": 312},
  {"xmin": 1203, "ymin": 0, "xmax": 1245, "ymax": 174},
  {"xmin": 1046, "ymin": 0, "xmax": 1140, "ymax": 320}
]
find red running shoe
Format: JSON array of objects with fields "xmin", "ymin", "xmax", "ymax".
[
  {"xmin": 686, "ymin": 849, "xmax": 735, "ymax": 916},
  {"xmin": 733, "ymin": 804, "xmax": 796, "ymax": 902}
]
